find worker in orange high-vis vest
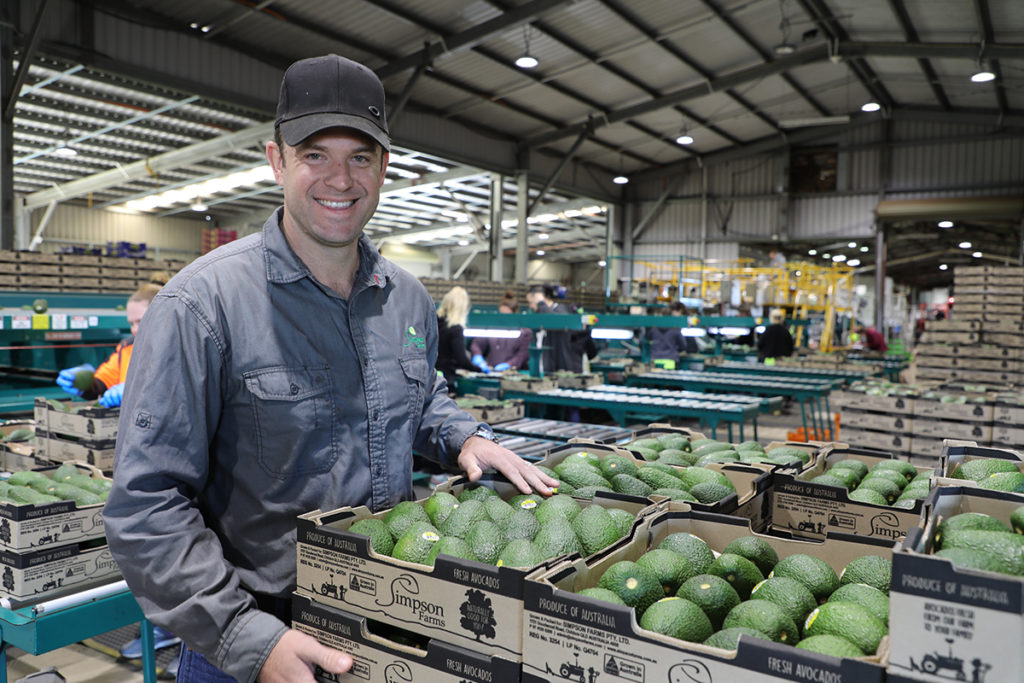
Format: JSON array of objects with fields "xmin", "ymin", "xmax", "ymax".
[{"xmin": 57, "ymin": 279, "xmax": 165, "ymax": 408}]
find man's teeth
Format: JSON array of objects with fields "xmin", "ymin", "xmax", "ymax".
[{"xmin": 317, "ymin": 198, "xmax": 354, "ymax": 209}]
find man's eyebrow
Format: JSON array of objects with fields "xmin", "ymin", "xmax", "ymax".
[{"xmin": 294, "ymin": 141, "xmax": 378, "ymax": 156}]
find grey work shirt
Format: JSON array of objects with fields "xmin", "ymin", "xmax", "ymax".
[{"xmin": 103, "ymin": 209, "xmax": 482, "ymax": 682}]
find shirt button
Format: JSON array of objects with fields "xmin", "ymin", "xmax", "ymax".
[
  {"xmin": 290, "ymin": 383, "xmax": 299, "ymax": 395},
  {"xmin": 373, "ymin": 410, "xmax": 379, "ymax": 421}
]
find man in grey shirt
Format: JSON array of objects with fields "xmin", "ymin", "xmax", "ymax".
[{"xmin": 103, "ymin": 54, "xmax": 556, "ymax": 683}]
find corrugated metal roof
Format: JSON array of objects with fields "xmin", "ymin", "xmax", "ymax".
[{"xmin": 8, "ymin": 0, "xmax": 1024, "ymax": 267}]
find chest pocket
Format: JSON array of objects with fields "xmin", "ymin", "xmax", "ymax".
[
  {"xmin": 244, "ymin": 366, "xmax": 337, "ymax": 478},
  {"xmin": 398, "ymin": 353, "xmax": 431, "ymax": 419}
]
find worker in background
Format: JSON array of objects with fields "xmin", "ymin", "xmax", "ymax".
[
  {"xmin": 768, "ymin": 248, "xmax": 787, "ymax": 269},
  {"xmin": 757, "ymin": 308, "xmax": 795, "ymax": 363},
  {"xmin": 436, "ymin": 286, "xmax": 479, "ymax": 394},
  {"xmin": 527, "ymin": 284, "xmax": 574, "ymax": 373},
  {"xmin": 855, "ymin": 323, "xmax": 889, "ymax": 353},
  {"xmin": 470, "ymin": 290, "xmax": 532, "ymax": 372},
  {"xmin": 55, "ymin": 274, "xmax": 169, "ymax": 408},
  {"xmin": 647, "ymin": 301, "xmax": 689, "ymax": 369},
  {"xmin": 103, "ymin": 54, "xmax": 556, "ymax": 683}
]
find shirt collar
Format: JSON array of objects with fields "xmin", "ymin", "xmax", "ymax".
[{"xmin": 262, "ymin": 207, "xmax": 393, "ymax": 290}]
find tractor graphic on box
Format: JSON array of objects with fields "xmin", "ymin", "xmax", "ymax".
[{"xmin": 909, "ymin": 639, "xmax": 992, "ymax": 683}]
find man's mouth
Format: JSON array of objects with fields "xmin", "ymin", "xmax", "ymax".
[{"xmin": 316, "ymin": 198, "xmax": 354, "ymax": 209}]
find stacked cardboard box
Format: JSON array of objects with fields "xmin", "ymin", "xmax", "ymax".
[
  {"xmin": 0, "ymin": 250, "xmax": 183, "ymax": 293},
  {"xmin": 0, "ymin": 462, "xmax": 119, "ymax": 603},
  {"xmin": 834, "ymin": 386, "xmax": 918, "ymax": 457},
  {"xmin": 32, "ymin": 399, "xmax": 119, "ymax": 472},
  {"xmin": 889, "ymin": 484, "xmax": 1024, "ymax": 682},
  {"xmin": 917, "ymin": 265, "xmax": 1024, "ymax": 385},
  {"xmin": 294, "ymin": 468, "xmax": 655, "ymax": 677}
]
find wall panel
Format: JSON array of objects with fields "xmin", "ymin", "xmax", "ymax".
[{"xmin": 32, "ymin": 205, "xmax": 202, "ymax": 259}]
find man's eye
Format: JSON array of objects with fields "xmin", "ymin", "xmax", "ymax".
[{"xmin": 304, "ymin": 152, "xmax": 323, "ymax": 161}]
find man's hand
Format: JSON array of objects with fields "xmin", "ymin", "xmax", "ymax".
[
  {"xmin": 458, "ymin": 436, "xmax": 559, "ymax": 495},
  {"xmin": 257, "ymin": 629, "xmax": 351, "ymax": 683}
]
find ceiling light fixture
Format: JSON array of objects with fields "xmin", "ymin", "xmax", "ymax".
[
  {"xmin": 861, "ymin": 101, "xmax": 881, "ymax": 113},
  {"xmin": 848, "ymin": 242, "xmax": 857, "ymax": 248},
  {"xmin": 938, "ymin": 220, "xmax": 954, "ymax": 228},
  {"xmin": 676, "ymin": 132, "xmax": 694, "ymax": 145},
  {"xmin": 847, "ymin": 259, "xmax": 861, "ymax": 267},
  {"xmin": 959, "ymin": 241, "xmax": 972, "ymax": 249},
  {"xmin": 612, "ymin": 175, "xmax": 629, "ymax": 185},
  {"xmin": 536, "ymin": 250, "xmax": 546, "ymax": 256},
  {"xmin": 190, "ymin": 200, "xmax": 208, "ymax": 212},
  {"xmin": 971, "ymin": 67, "xmax": 996, "ymax": 83},
  {"xmin": 515, "ymin": 25, "xmax": 539, "ymax": 69},
  {"xmin": 53, "ymin": 144, "xmax": 78, "ymax": 158},
  {"xmin": 860, "ymin": 245, "xmax": 869, "ymax": 252},
  {"xmin": 973, "ymin": 251, "xmax": 983, "ymax": 258},
  {"xmin": 808, "ymin": 249, "xmax": 817, "ymax": 256},
  {"xmin": 598, "ymin": 260, "xmax": 607, "ymax": 267},
  {"xmin": 939, "ymin": 264, "xmax": 948, "ymax": 271},
  {"xmin": 822, "ymin": 253, "xmax": 831, "ymax": 259},
  {"xmin": 832, "ymin": 254, "xmax": 847, "ymax": 262},
  {"xmin": 457, "ymin": 239, "xmax": 470, "ymax": 246},
  {"xmin": 538, "ymin": 233, "xmax": 549, "ymax": 240},
  {"xmin": 772, "ymin": 0, "xmax": 796, "ymax": 55}
]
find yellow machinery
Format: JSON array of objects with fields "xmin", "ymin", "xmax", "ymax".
[{"xmin": 612, "ymin": 257, "xmax": 854, "ymax": 352}]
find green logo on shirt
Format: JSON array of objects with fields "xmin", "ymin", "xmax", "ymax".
[{"xmin": 404, "ymin": 325, "xmax": 425, "ymax": 349}]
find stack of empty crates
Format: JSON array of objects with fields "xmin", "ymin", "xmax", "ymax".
[
  {"xmin": 916, "ymin": 265, "xmax": 1024, "ymax": 386},
  {"xmin": 0, "ymin": 250, "xmax": 184, "ymax": 293}
]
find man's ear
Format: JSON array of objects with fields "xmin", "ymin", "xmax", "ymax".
[{"xmin": 266, "ymin": 141, "xmax": 285, "ymax": 185}]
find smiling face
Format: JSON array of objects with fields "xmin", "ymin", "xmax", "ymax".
[{"xmin": 267, "ymin": 127, "xmax": 388, "ymax": 253}]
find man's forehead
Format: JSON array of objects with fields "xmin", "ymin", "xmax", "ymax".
[{"xmin": 291, "ymin": 127, "xmax": 383, "ymax": 153}]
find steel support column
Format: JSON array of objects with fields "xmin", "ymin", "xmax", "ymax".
[
  {"xmin": 516, "ymin": 172, "xmax": 529, "ymax": 284},
  {"xmin": 489, "ymin": 173, "xmax": 504, "ymax": 282},
  {"xmin": 875, "ymin": 224, "xmax": 886, "ymax": 333}
]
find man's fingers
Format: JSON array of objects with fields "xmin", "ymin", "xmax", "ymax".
[{"xmin": 300, "ymin": 636, "xmax": 352, "ymax": 675}]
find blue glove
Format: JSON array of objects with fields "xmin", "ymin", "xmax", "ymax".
[
  {"xmin": 56, "ymin": 364, "xmax": 95, "ymax": 397},
  {"xmin": 493, "ymin": 362, "xmax": 511, "ymax": 372},
  {"xmin": 99, "ymin": 383, "xmax": 125, "ymax": 408},
  {"xmin": 471, "ymin": 354, "xmax": 490, "ymax": 372}
]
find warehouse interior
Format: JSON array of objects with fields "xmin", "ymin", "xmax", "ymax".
[{"xmin": 1, "ymin": 0, "xmax": 1024, "ymax": 681}]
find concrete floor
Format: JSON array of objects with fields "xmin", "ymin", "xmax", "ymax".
[
  {"xmin": 7, "ymin": 642, "xmax": 147, "ymax": 682},
  {"xmin": 9, "ymin": 410, "xmax": 811, "ymax": 681}
]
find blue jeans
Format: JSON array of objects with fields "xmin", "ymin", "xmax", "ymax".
[{"xmin": 177, "ymin": 644, "xmax": 238, "ymax": 682}]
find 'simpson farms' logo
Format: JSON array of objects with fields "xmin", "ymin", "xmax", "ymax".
[
  {"xmin": 376, "ymin": 574, "xmax": 446, "ymax": 627},
  {"xmin": 870, "ymin": 511, "xmax": 905, "ymax": 540}
]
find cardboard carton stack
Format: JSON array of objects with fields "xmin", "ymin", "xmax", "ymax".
[
  {"xmin": 835, "ymin": 381, "xmax": 1005, "ymax": 461},
  {"xmin": 32, "ymin": 399, "xmax": 119, "ymax": 472},
  {"xmin": 0, "ymin": 462, "xmax": 119, "ymax": 603},
  {"xmin": 916, "ymin": 265, "xmax": 1024, "ymax": 385},
  {"xmin": 0, "ymin": 250, "xmax": 183, "ymax": 293}
]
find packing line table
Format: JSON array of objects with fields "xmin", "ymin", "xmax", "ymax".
[
  {"xmin": 0, "ymin": 580, "xmax": 157, "ymax": 683},
  {"xmin": 590, "ymin": 383, "xmax": 783, "ymax": 416},
  {"xmin": 503, "ymin": 387, "xmax": 760, "ymax": 442},
  {"xmin": 493, "ymin": 433, "xmax": 564, "ymax": 461},
  {"xmin": 492, "ymin": 417, "xmax": 634, "ymax": 445},
  {"xmin": 625, "ymin": 370, "xmax": 833, "ymax": 440},
  {"xmin": 704, "ymin": 361, "xmax": 868, "ymax": 385}
]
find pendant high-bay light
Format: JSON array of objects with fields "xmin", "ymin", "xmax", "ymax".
[{"xmin": 515, "ymin": 25, "xmax": 539, "ymax": 69}]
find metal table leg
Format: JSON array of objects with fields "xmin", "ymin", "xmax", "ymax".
[{"xmin": 140, "ymin": 618, "xmax": 157, "ymax": 683}]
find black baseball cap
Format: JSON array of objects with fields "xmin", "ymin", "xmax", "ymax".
[{"xmin": 275, "ymin": 54, "xmax": 389, "ymax": 151}]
